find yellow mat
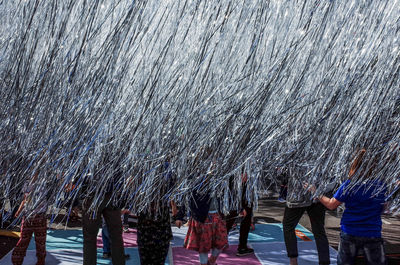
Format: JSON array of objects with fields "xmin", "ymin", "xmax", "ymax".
[{"xmin": 0, "ymin": 229, "xmax": 20, "ymax": 238}]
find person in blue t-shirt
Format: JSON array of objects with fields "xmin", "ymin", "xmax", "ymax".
[{"xmin": 315, "ymin": 149, "xmax": 387, "ymax": 265}]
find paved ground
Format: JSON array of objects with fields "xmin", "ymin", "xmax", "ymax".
[
  {"xmin": 255, "ymin": 197, "xmax": 400, "ymax": 264},
  {"xmin": 1, "ymin": 196, "xmax": 400, "ymax": 264}
]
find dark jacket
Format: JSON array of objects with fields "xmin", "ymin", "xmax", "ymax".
[
  {"xmin": 228, "ymin": 175, "xmax": 251, "ymax": 210},
  {"xmin": 176, "ymin": 188, "xmax": 222, "ymax": 223}
]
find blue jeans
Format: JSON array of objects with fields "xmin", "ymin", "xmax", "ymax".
[
  {"xmin": 338, "ymin": 232, "xmax": 386, "ymax": 265},
  {"xmin": 102, "ymin": 222, "xmax": 111, "ymax": 254}
]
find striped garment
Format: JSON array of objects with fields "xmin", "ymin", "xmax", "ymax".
[{"xmin": 12, "ymin": 214, "xmax": 47, "ymax": 265}]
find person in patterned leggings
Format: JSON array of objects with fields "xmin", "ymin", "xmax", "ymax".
[
  {"xmin": 11, "ymin": 214, "xmax": 47, "ymax": 265},
  {"xmin": 137, "ymin": 209, "xmax": 173, "ymax": 265},
  {"xmin": 136, "ymin": 161, "xmax": 176, "ymax": 265},
  {"xmin": 12, "ymin": 176, "xmax": 48, "ymax": 265}
]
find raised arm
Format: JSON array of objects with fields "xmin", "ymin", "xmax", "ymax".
[{"xmin": 15, "ymin": 194, "xmax": 27, "ymax": 217}]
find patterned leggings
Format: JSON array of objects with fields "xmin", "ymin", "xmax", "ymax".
[
  {"xmin": 137, "ymin": 220, "xmax": 172, "ymax": 265},
  {"xmin": 12, "ymin": 214, "xmax": 47, "ymax": 265}
]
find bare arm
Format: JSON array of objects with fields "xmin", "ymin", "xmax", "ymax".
[
  {"xmin": 170, "ymin": 201, "xmax": 178, "ymax": 216},
  {"xmin": 170, "ymin": 200, "xmax": 183, "ymax": 228},
  {"xmin": 319, "ymin": 195, "xmax": 342, "ymax": 211},
  {"xmin": 15, "ymin": 194, "xmax": 27, "ymax": 217}
]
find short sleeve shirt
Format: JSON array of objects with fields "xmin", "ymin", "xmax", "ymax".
[{"xmin": 334, "ymin": 179, "xmax": 386, "ymax": 238}]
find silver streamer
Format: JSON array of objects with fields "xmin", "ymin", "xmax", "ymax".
[{"xmin": 1, "ymin": 0, "xmax": 400, "ymax": 221}]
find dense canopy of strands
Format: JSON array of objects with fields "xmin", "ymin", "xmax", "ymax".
[{"xmin": 0, "ymin": 0, "xmax": 399, "ymax": 222}]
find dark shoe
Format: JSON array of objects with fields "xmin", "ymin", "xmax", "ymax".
[
  {"xmin": 236, "ymin": 247, "xmax": 254, "ymax": 256},
  {"xmin": 124, "ymin": 254, "xmax": 130, "ymax": 259},
  {"xmin": 102, "ymin": 252, "xmax": 111, "ymax": 259}
]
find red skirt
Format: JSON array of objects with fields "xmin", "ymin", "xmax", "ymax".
[{"xmin": 184, "ymin": 213, "xmax": 228, "ymax": 253}]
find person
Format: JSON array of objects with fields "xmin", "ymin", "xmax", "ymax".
[
  {"xmin": 175, "ymin": 147, "xmax": 228, "ymax": 265},
  {"xmin": 225, "ymin": 172, "xmax": 254, "ymax": 256},
  {"xmin": 137, "ymin": 201, "xmax": 174, "ymax": 265},
  {"xmin": 101, "ymin": 218, "xmax": 112, "ymax": 259},
  {"xmin": 136, "ymin": 161, "xmax": 175, "ymax": 265},
  {"xmin": 176, "ymin": 187, "xmax": 228, "ymax": 265},
  {"xmin": 315, "ymin": 149, "xmax": 387, "ymax": 265},
  {"xmin": 83, "ymin": 191, "xmax": 126, "ymax": 265},
  {"xmin": 277, "ymin": 167, "xmax": 288, "ymax": 202},
  {"xmin": 11, "ymin": 174, "xmax": 49, "ymax": 265},
  {"xmin": 101, "ymin": 217, "xmax": 130, "ymax": 260},
  {"xmin": 122, "ymin": 210, "xmax": 130, "ymax": 232},
  {"xmin": 282, "ymin": 168, "xmax": 330, "ymax": 265},
  {"xmin": 64, "ymin": 182, "xmax": 80, "ymax": 223},
  {"xmin": 82, "ymin": 155, "xmax": 126, "ymax": 265}
]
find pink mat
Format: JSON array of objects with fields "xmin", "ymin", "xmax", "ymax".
[
  {"xmin": 97, "ymin": 228, "xmax": 138, "ymax": 247},
  {"xmin": 172, "ymin": 245, "xmax": 262, "ymax": 265}
]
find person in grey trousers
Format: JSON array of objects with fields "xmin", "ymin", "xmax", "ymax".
[
  {"xmin": 81, "ymin": 160, "xmax": 126, "ymax": 265},
  {"xmin": 82, "ymin": 192, "xmax": 125, "ymax": 265}
]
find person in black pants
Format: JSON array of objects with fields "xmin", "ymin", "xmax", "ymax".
[
  {"xmin": 225, "ymin": 172, "xmax": 254, "ymax": 257},
  {"xmin": 282, "ymin": 176, "xmax": 330, "ymax": 265},
  {"xmin": 226, "ymin": 204, "xmax": 254, "ymax": 256},
  {"xmin": 82, "ymin": 151, "xmax": 127, "ymax": 265},
  {"xmin": 283, "ymin": 203, "xmax": 330, "ymax": 265},
  {"xmin": 82, "ymin": 192, "xmax": 126, "ymax": 265}
]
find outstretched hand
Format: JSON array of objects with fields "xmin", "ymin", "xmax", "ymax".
[
  {"xmin": 175, "ymin": 220, "xmax": 183, "ymax": 228},
  {"xmin": 303, "ymin": 182, "xmax": 316, "ymax": 194}
]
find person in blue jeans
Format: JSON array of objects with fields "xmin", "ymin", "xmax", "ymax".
[
  {"xmin": 101, "ymin": 220, "xmax": 112, "ymax": 258},
  {"xmin": 314, "ymin": 149, "xmax": 387, "ymax": 265},
  {"xmin": 101, "ymin": 218, "xmax": 130, "ymax": 259}
]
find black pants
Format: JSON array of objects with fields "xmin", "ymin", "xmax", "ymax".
[
  {"xmin": 283, "ymin": 203, "xmax": 330, "ymax": 265},
  {"xmin": 82, "ymin": 193, "xmax": 125, "ymax": 265},
  {"xmin": 226, "ymin": 206, "xmax": 253, "ymax": 249}
]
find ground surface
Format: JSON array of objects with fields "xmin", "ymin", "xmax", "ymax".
[
  {"xmin": 1, "ymin": 196, "xmax": 399, "ymax": 264},
  {"xmin": 255, "ymin": 197, "xmax": 400, "ymax": 264}
]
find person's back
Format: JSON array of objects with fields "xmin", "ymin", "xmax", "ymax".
[
  {"xmin": 318, "ymin": 149, "xmax": 388, "ymax": 265},
  {"xmin": 336, "ymin": 179, "xmax": 386, "ymax": 238},
  {"xmin": 282, "ymin": 169, "xmax": 330, "ymax": 265},
  {"xmin": 82, "ymin": 166, "xmax": 126, "ymax": 265}
]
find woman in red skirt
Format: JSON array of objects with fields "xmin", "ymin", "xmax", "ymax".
[{"xmin": 176, "ymin": 187, "xmax": 228, "ymax": 265}]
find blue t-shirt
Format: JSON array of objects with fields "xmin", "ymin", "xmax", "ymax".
[{"xmin": 334, "ymin": 179, "xmax": 386, "ymax": 238}]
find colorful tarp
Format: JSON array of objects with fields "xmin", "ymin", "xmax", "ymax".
[{"xmin": 0, "ymin": 223, "xmax": 337, "ymax": 264}]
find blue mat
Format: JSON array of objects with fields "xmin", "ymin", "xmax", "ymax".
[
  {"xmin": 252, "ymin": 241, "xmax": 337, "ymax": 265},
  {"xmin": 0, "ymin": 248, "xmax": 167, "ymax": 265},
  {"xmin": 28, "ymin": 229, "xmax": 84, "ymax": 250},
  {"xmin": 236, "ymin": 223, "xmax": 314, "ymax": 243}
]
